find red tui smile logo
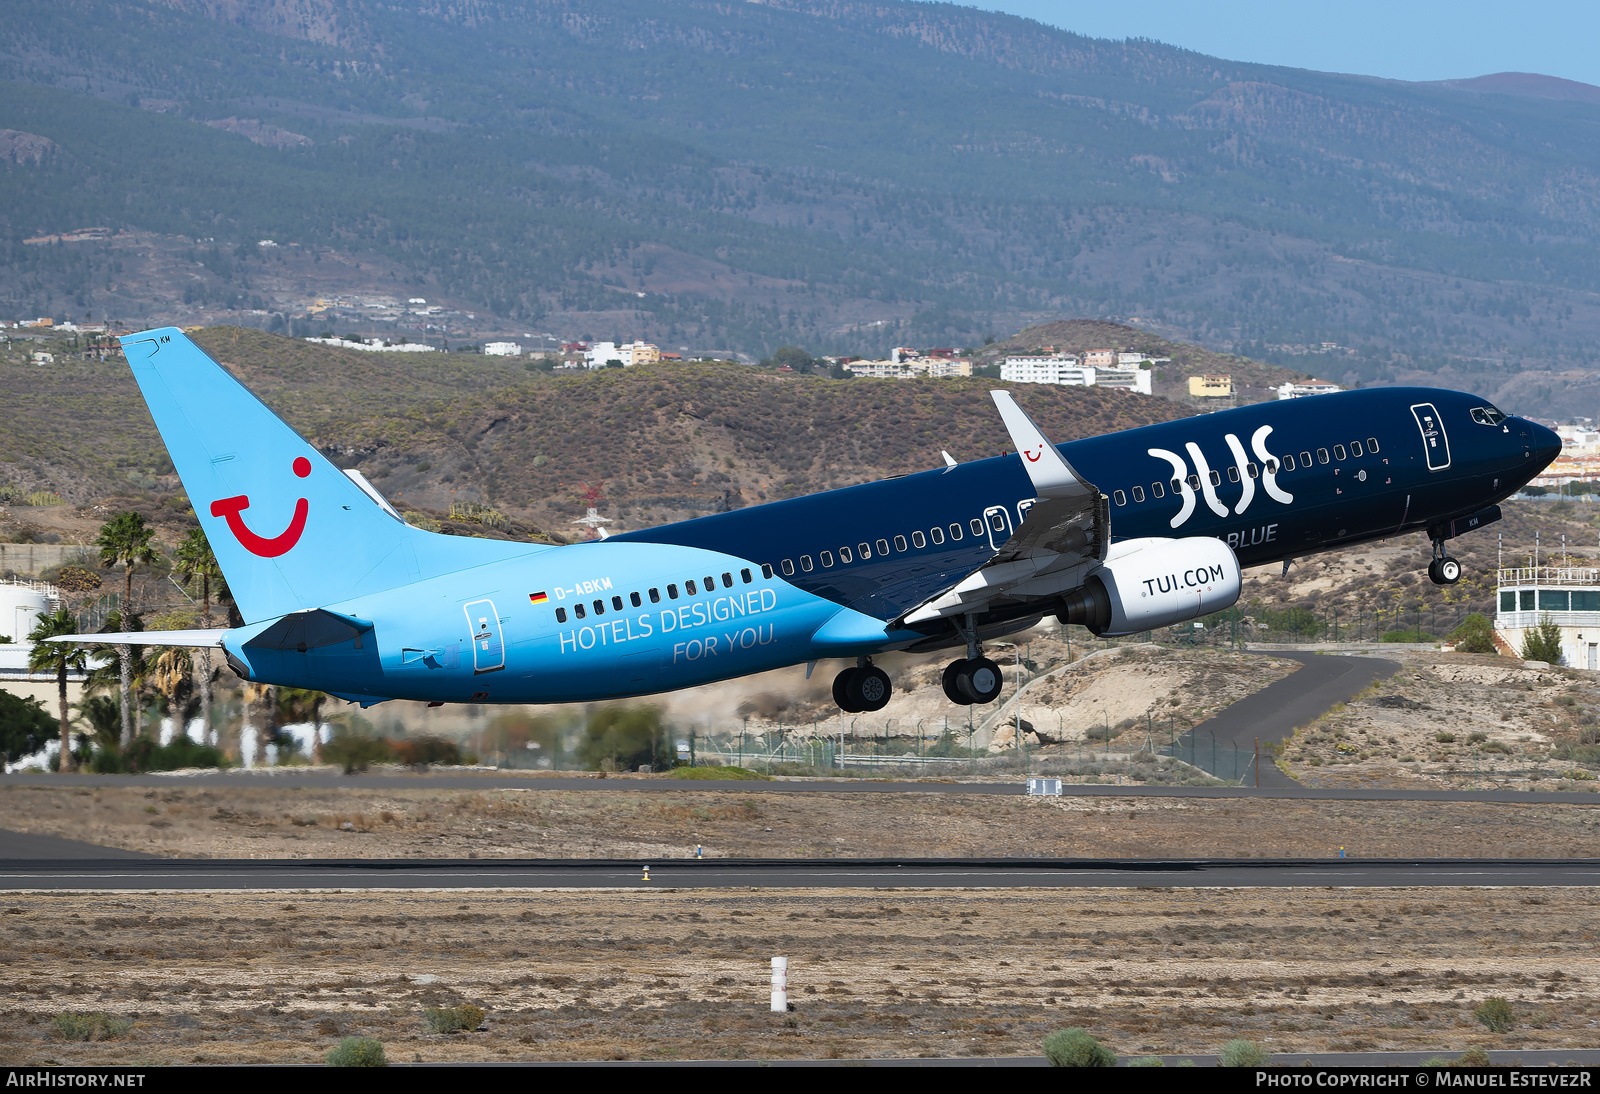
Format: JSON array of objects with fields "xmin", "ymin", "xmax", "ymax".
[{"xmin": 210, "ymin": 457, "xmax": 312, "ymax": 558}]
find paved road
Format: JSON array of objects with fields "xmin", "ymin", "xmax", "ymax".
[
  {"xmin": 1177, "ymin": 651, "xmax": 1400, "ymax": 787},
  {"xmin": 539, "ymin": 1048, "xmax": 1600, "ymax": 1067},
  {"xmin": 3, "ymin": 856, "xmax": 1599, "ymax": 891},
  {"xmin": 4, "ymin": 770, "xmax": 1594, "ymax": 805}
]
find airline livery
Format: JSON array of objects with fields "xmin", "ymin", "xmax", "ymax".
[{"xmin": 58, "ymin": 328, "xmax": 1560, "ymax": 714}]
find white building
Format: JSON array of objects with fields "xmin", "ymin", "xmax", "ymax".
[
  {"xmin": 584, "ymin": 341, "xmax": 627, "ymax": 368},
  {"xmin": 1092, "ymin": 367, "xmax": 1153, "ymax": 395},
  {"xmin": 1496, "ymin": 564, "xmax": 1600, "ymax": 669},
  {"xmin": 303, "ymin": 337, "xmax": 437, "ymax": 353},
  {"xmin": 483, "ymin": 341, "xmax": 522, "ymax": 357},
  {"xmin": 1001, "ymin": 355, "xmax": 1092, "ymax": 386},
  {"xmin": 1277, "ymin": 380, "xmax": 1342, "ymax": 399}
]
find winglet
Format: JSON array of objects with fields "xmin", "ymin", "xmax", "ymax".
[
  {"xmin": 941, "ymin": 450, "xmax": 958, "ymax": 468},
  {"xmin": 989, "ymin": 391, "xmax": 1094, "ymax": 499}
]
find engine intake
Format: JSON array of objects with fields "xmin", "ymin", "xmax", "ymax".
[{"xmin": 1059, "ymin": 537, "xmax": 1241, "ymax": 637}]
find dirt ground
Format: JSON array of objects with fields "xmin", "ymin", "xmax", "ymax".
[
  {"xmin": 5, "ymin": 784, "xmax": 1600, "ymax": 860},
  {"xmin": 1280, "ymin": 652, "xmax": 1600, "ymax": 792},
  {"xmin": 3, "ymin": 885, "xmax": 1596, "ymax": 1064}
]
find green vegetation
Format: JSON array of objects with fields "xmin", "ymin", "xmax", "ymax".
[
  {"xmin": 325, "ymin": 1036, "xmax": 387, "ymax": 1067},
  {"xmin": 1218, "ymin": 1039, "xmax": 1270, "ymax": 1067},
  {"xmin": 577, "ymin": 706, "xmax": 672, "ymax": 772},
  {"xmin": 1381, "ymin": 628, "xmax": 1437, "ymax": 643},
  {"xmin": 1448, "ymin": 613, "xmax": 1498, "ymax": 654},
  {"xmin": 1042, "ymin": 1028, "xmax": 1117, "ymax": 1067},
  {"xmin": 52, "ymin": 1013, "xmax": 131, "ymax": 1041},
  {"xmin": 422, "ymin": 1005, "xmax": 485, "ymax": 1034},
  {"xmin": 1521, "ymin": 615, "xmax": 1565, "ymax": 664},
  {"xmin": 322, "ymin": 733, "xmax": 472, "ymax": 773},
  {"xmin": 666, "ymin": 765, "xmax": 769, "ymax": 781},
  {"xmin": 1457, "ymin": 1048, "xmax": 1493, "ymax": 1066},
  {"xmin": 1474, "ymin": 997, "xmax": 1515, "ymax": 1033},
  {"xmin": 0, "ymin": 665, "xmax": 56, "ymax": 760}
]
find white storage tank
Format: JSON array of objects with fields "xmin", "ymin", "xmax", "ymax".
[{"xmin": 0, "ymin": 581, "xmax": 55, "ymax": 644}]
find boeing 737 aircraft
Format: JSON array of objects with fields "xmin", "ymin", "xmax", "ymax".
[{"xmin": 57, "ymin": 328, "xmax": 1559, "ymax": 715}]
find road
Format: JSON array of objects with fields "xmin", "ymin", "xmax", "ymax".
[{"xmin": 3, "ymin": 851, "xmax": 1599, "ymax": 891}]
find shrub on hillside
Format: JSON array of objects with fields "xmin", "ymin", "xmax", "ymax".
[
  {"xmin": 52, "ymin": 1013, "xmax": 130, "ymax": 1041},
  {"xmin": 1042, "ymin": 1028, "xmax": 1116, "ymax": 1067},
  {"xmin": 1521, "ymin": 616, "xmax": 1564, "ymax": 664},
  {"xmin": 323, "ymin": 735, "xmax": 395, "ymax": 773},
  {"xmin": 1474, "ymin": 997, "xmax": 1514, "ymax": 1033},
  {"xmin": 423, "ymin": 1005, "xmax": 485, "ymax": 1034},
  {"xmin": 326, "ymin": 1036, "xmax": 387, "ymax": 1066},
  {"xmin": 392, "ymin": 736, "xmax": 464, "ymax": 767},
  {"xmin": 1448, "ymin": 613, "xmax": 1497, "ymax": 654}
]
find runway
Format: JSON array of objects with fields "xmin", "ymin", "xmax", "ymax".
[{"xmin": 4, "ymin": 855, "xmax": 1599, "ymax": 891}]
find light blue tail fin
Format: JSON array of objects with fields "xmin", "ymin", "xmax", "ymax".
[{"xmin": 121, "ymin": 328, "xmax": 533, "ymax": 623}]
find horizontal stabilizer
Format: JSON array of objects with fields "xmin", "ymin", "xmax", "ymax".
[{"xmin": 49, "ymin": 630, "xmax": 228, "ymax": 647}]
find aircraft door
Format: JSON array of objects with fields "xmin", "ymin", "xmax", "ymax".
[
  {"xmin": 463, "ymin": 598, "xmax": 506, "ymax": 674},
  {"xmin": 1410, "ymin": 403, "xmax": 1451, "ymax": 471},
  {"xmin": 983, "ymin": 505, "xmax": 1013, "ymax": 551}
]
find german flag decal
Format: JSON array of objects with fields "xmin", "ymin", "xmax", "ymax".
[{"xmin": 528, "ymin": 591, "xmax": 549, "ymax": 605}]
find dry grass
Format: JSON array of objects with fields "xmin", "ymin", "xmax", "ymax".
[{"xmin": 1, "ymin": 886, "xmax": 1595, "ymax": 1063}]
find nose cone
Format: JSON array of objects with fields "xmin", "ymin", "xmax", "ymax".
[{"xmin": 1527, "ymin": 421, "xmax": 1561, "ymax": 470}]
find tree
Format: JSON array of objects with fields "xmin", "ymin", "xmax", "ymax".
[
  {"xmin": 26, "ymin": 608, "xmax": 88, "ymax": 772},
  {"xmin": 173, "ymin": 528, "xmax": 225, "ymax": 739},
  {"xmin": 770, "ymin": 345, "xmax": 814, "ymax": 374},
  {"xmin": 275, "ymin": 687, "xmax": 329, "ymax": 764},
  {"xmin": 1448, "ymin": 613, "xmax": 1498, "ymax": 654},
  {"xmin": 0, "ymin": 690, "xmax": 53, "ymax": 767},
  {"xmin": 1521, "ymin": 615, "xmax": 1565, "ymax": 665},
  {"xmin": 150, "ymin": 647, "xmax": 193, "ymax": 737},
  {"xmin": 577, "ymin": 706, "xmax": 668, "ymax": 772},
  {"xmin": 95, "ymin": 512, "xmax": 157, "ymax": 746}
]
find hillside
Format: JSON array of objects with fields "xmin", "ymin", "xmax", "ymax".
[
  {"xmin": 3, "ymin": 1, "xmax": 1600, "ymax": 412},
  {"xmin": 0, "ymin": 327, "xmax": 1193, "ymax": 542}
]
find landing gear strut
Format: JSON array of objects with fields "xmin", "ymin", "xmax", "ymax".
[
  {"xmin": 832, "ymin": 658, "xmax": 892, "ymax": 713},
  {"xmin": 940, "ymin": 613, "xmax": 1004, "ymax": 706},
  {"xmin": 1427, "ymin": 538, "xmax": 1462, "ymax": 586}
]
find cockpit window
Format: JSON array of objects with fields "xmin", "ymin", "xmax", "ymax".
[{"xmin": 1471, "ymin": 406, "xmax": 1508, "ymax": 426}]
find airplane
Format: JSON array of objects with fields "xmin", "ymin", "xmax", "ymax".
[{"xmin": 54, "ymin": 327, "xmax": 1559, "ymax": 716}]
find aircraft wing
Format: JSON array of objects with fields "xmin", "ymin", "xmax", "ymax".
[
  {"xmin": 48, "ymin": 629, "xmax": 228, "ymax": 647},
  {"xmin": 899, "ymin": 391, "xmax": 1107, "ymax": 625}
]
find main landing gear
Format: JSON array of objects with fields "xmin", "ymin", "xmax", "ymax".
[
  {"xmin": 1427, "ymin": 538, "xmax": 1463, "ymax": 586},
  {"xmin": 939, "ymin": 614, "xmax": 1004, "ymax": 707},
  {"xmin": 833, "ymin": 659, "xmax": 892, "ymax": 713}
]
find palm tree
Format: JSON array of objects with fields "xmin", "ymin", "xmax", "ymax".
[
  {"xmin": 173, "ymin": 528, "xmax": 224, "ymax": 740},
  {"xmin": 95, "ymin": 512, "xmax": 157, "ymax": 747},
  {"xmin": 276, "ymin": 688, "xmax": 329, "ymax": 764},
  {"xmin": 151, "ymin": 648, "xmax": 193, "ymax": 739},
  {"xmin": 27, "ymin": 608, "xmax": 88, "ymax": 773}
]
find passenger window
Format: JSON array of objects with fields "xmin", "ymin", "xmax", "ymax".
[
  {"xmin": 1187, "ymin": 474, "xmax": 1200, "ymax": 490},
  {"xmin": 1227, "ymin": 466, "xmax": 1240, "ymax": 483},
  {"xmin": 780, "ymin": 560, "xmax": 794, "ymax": 576},
  {"xmin": 893, "ymin": 535, "xmax": 907, "ymax": 552},
  {"xmin": 970, "ymin": 518, "xmax": 984, "ymax": 536},
  {"xmin": 988, "ymin": 513, "xmax": 1004, "ymax": 532},
  {"xmin": 630, "ymin": 592, "xmax": 642, "ymax": 607},
  {"xmin": 1151, "ymin": 481, "xmax": 1165, "ymax": 498},
  {"xmin": 1317, "ymin": 448, "xmax": 1330, "ymax": 464},
  {"xmin": 949, "ymin": 523, "xmax": 963, "ymax": 541},
  {"xmin": 649, "ymin": 587, "xmax": 661, "ymax": 603},
  {"xmin": 799, "ymin": 555, "xmax": 813, "ymax": 572},
  {"xmin": 877, "ymin": 538, "xmax": 890, "ymax": 555},
  {"xmin": 761, "ymin": 564, "xmax": 773, "ymax": 579},
  {"xmin": 856, "ymin": 542, "xmax": 871, "ymax": 560},
  {"xmin": 740, "ymin": 568, "xmax": 752, "ymax": 583},
  {"xmin": 686, "ymin": 579, "xmax": 698, "ymax": 595},
  {"xmin": 593, "ymin": 599, "xmax": 605, "ymax": 616},
  {"xmin": 704, "ymin": 576, "xmax": 715, "ymax": 591},
  {"xmin": 1350, "ymin": 440, "xmax": 1363, "ymax": 457},
  {"xmin": 555, "ymin": 607, "xmax": 568, "ymax": 623},
  {"xmin": 929, "ymin": 527, "xmax": 944, "ymax": 545},
  {"xmin": 840, "ymin": 546, "xmax": 853, "ymax": 563},
  {"xmin": 912, "ymin": 530, "xmax": 926, "ymax": 548},
  {"xmin": 1113, "ymin": 489, "xmax": 1127, "ymax": 506},
  {"xmin": 1367, "ymin": 437, "xmax": 1380, "ymax": 452},
  {"xmin": 820, "ymin": 550, "xmax": 834, "ymax": 567},
  {"xmin": 612, "ymin": 595, "xmax": 623, "ymax": 611},
  {"xmin": 1300, "ymin": 450, "xmax": 1312, "ymax": 466},
  {"xmin": 1209, "ymin": 469, "xmax": 1221, "ymax": 486},
  {"xmin": 1131, "ymin": 485, "xmax": 1145, "ymax": 503},
  {"xmin": 1171, "ymin": 478, "xmax": 1183, "ymax": 494},
  {"xmin": 667, "ymin": 584, "xmax": 679, "ymax": 599},
  {"xmin": 1334, "ymin": 444, "xmax": 1347, "ymax": 461},
  {"xmin": 1282, "ymin": 454, "xmax": 1295, "ymax": 471},
  {"xmin": 1247, "ymin": 462, "xmax": 1259, "ymax": 478},
  {"xmin": 722, "ymin": 572, "xmax": 733, "ymax": 588},
  {"xmin": 574, "ymin": 602, "xmax": 587, "ymax": 619}
]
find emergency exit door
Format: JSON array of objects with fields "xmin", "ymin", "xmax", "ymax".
[{"xmin": 463, "ymin": 598, "xmax": 505, "ymax": 674}]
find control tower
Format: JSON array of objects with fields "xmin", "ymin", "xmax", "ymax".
[{"xmin": 1497, "ymin": 564, "xmax": 1600, "ymax": 669}]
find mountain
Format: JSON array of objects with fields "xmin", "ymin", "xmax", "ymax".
[{"xmin": 4, "ymin": 1, "xmax": 1600, "ymax": 414}]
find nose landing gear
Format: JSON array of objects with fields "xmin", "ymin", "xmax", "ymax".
[
  {"xmin": 832, "ymin": 659, "xmax": 892, "ymax": 713},
  {"xmin": 1427, "ymin": 539, "xmax": 1462, "ymax": 586}
]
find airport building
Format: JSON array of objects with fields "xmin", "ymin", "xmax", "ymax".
[{"xmin": 1496, "ymin": 564, "xmax": 1600, "ymax": 670}]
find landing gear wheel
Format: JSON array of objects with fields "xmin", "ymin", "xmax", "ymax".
[
  {"xmin": 942, "ymin": 659, "xmax": 971, "ymax": 705},
  {"xmin": 958, "ymin": 656, "xmax": 1004, "ymax": 705},
  {"xmin": 847, "ymin": 666, "xmax": 893, "ymax": 712},
  {"xmin": 1438, "ymin": 556, "xmax": 1462, "ymax": 584},
  {"xmin": 833, "ymin": 668, "xmax": 863, "ymax": 713}
]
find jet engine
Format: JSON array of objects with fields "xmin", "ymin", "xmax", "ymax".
[{"xmin": 1058, "ymin": 537, "xmax": 1241, "ymax": 637}]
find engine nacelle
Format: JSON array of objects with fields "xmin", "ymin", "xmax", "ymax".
[{"xmin": 1058, "ymin": 537, "xmax": 1241, "ymax": 637}]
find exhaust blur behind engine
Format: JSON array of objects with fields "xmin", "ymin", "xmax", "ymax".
[{"xmin": 1058, "ymin": 537, "xmax": 1241, "ymax": 636}]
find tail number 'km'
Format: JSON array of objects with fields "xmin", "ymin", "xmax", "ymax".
[{"xmin": 1147, "ymin": 425, "xmax": 1293, "ymax": 530}]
